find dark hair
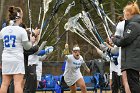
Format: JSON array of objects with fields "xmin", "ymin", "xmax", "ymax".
[
  {"xmin": 19, "ymin": 23, "xmax": 26, "ymax": 29},
  {"xmin": 117, "ymin": 16, "xmax": 124, "ymax": 22},
  {"xmin": 8, "ymin": 6, "xmax": 22, "ymax": 20}
]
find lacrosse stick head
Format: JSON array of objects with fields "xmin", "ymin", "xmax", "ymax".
[
  {"xmin": 64, "ymin": 1, "xmax": 75, "ymax": 15},
  {"xmin": 71, "ymin": 1, "xmax": 75, "ymax": 6},
  {"xmin": 43, "ymin": 0, "xmax": 53, "ymax": 13},
  {"xmin": 93, "ymin": 0, "xmax": 99, "ymax": 5},
  {"xmin": 51, "ymin": 0, "xmax": 65, "ymax": 15},
  {"xmin": 81, "ymin": 11, "xmax": 93, "ymax": 30},
  {"xmin": 74, "ymin": 22, "xmax": 85, "ymax": 34}
]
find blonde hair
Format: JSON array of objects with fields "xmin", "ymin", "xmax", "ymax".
[{"xmin": 124, "ymin": 1, "xmax": 140, "ymax": 15}]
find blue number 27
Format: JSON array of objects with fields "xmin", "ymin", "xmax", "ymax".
[{"xmin": 4, "ymin": 35, "xmax": 16, "ymax": 47}]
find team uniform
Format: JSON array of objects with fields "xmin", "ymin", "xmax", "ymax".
[
  {"xmin": 114, "ymin": 20, "xmax": 125, "ymax": 76},
  {"xmin": 63, "ymin": 54, "xmax": 84, "ymax": 86},
  {"xmin": 0, "ymin": 26, "xmax": 28, "ymax": 74},
  {"xmin": 110, "ymin": 20, "xmax": 125, "ymax": 93},
  {"xmin": 110, "ymin": 20, "xmax": 125, "ymax": 78}
]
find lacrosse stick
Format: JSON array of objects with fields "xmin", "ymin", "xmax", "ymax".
[
  {"xmin": 27, "ymin": 0, "xmax": 32, "ymax": 32},
  {"xmin": 40, "ymin": 0, "xmax": 65, "ymax": 41},
  {"xmin": 65, "ymin": 23, "xmax": 98, "ymax": 50},
  {"xmin": 40, "ymin": 0, "xmax": 52, "ymax": 37},
  {"xmin": 81, "ymin": 11, "xmax": 104, "ymax": 45},
  {"xmin": 65, "ymin": 13, "xmax": 98, "ymax": 45},
  {"xmin": 64, "ymin": 13, "xmax": 85, "ymax": 34},
  {"xmin": 38, "ymin": 7, "xmax": 42, "ymax": 25},
  {"xmin": 42, "ymin": 1, "xmax": 75, "ymax": 42},
  {"xmin": 89, "ymin": 0, "xmax": 113, "ymax": 40},
  {"xmin": 92, "ymin": 0, "xmax": 116, "ymax": 27},
  {"xmin": 64, "ymin": 13, "xmax": 98, "ymax": 47},
  {"xmin": 65, "ymin": 12, "xmax": 100, "ymax": 45},
  {"xmin": 65, "ymin": 22, "xmax": 110, "ymax": 61}
]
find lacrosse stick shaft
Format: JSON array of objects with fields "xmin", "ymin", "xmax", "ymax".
[
  {"xmin": 91, "ymin": 0, "xmax": 116, "ymax": 27},
  {"xmin": 81, "ymin": 11, "xmax": 103, "ymax": 44},
  {"xmin": 53, "ymin": 30, "xmax": 67, "ymax": 47},
  {"xmin": 90, "ymin": 0, "xmax": 112, "ymax": 39},
  {"xmin": 87, "ymin": 12, "xmax": 104, "ymax": 43},
  {"xmin": 40, "ymin": 0, "xmax": 53, "ymax": 35},
  {"xmin": 40, "ymin": 0, "xmax": 65, "ymax": 41},
  {"xmin": 28, "ymin": 0, "xmax": 32, "ymax": 31},
  {"xmin": 38, "ymin": 7, "xmax": 42, "ymax": 24},
  {"xmin": 81, "ymin": 16, "xmax": 100, "ymax": 44},
  {"xmin": 45, "ymin": 15, "xmax": 65, "ymax": 42},
  {"xmin": 41, "ymin": 1, "xmax": 75, "ymax": 41},
  {"xmin": 74, "ymin": 30, "xmax": 98, "ymax": 49}
]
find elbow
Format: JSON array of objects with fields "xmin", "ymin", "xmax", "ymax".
[
  {"xmin": 22, "ymin": 41, "xmax": 33, "ymax": 50},
  {"xmin": 24, "ymin": 46, "xmax": 32, "ymax": 50}
]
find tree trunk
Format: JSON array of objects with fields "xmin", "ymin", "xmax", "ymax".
[
  {"xmin": 0, "ymin": 0, "xmax": 5, "ymax": 27},
  {"xmin": 55, "ymin": 14, "xmax": 60, "ymax": 61},
  {"xmin": 110, "ymin": 0, "xmax": 115, "ymax": 23}
]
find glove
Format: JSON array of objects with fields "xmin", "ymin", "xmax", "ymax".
[
  {"xmin": 41, "ymin": 41, "xmax": 47, "ymax": 47},
  {"xmin": 99, "ymin": 44, "xmax": 108, "ymax": 52},
  {"xmin": 30, "ymin": 34, "xmax": 36, "ymax": 44},
  {"xmin": 63, "ymin": 43, "xmax": 69, "ymax": 55},
  {"xmin": 65, "ymin": 43, "xmax": 69, "ymax": 49},
  {"xmin": 45, "ymin": 46, "xmax": 54, "ymax": 54}
]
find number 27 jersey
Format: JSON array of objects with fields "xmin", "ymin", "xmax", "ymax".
[{"xmin": 0, "ymin": 26, "xmax": 28, "ymax": 61}]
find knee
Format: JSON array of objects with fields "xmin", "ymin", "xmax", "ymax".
[
  {"xmin": 80, "ymin": 84, "xmax": 87, "ymax": 91},
  {"xmin": 81, "ymin": 84, "xmax": 86, "ymax": 89}
]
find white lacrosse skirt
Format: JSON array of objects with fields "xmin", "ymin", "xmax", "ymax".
[
  {"xmin": 63, "ymin": 55, "xmax": 84, "ymax": 86},
  {"xmin": 2, "ymin": 52, "xmax": 25, "ymax": 74}
]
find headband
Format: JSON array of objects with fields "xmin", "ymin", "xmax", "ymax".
[{"xmin": 73, "ymin": 47, "xmax": 80, "ymax": 51}]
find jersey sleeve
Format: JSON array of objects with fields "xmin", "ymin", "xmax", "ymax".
[
  {"xmin": 21, "ymin": 28, "xmax": 29, "ymax": 42},
  {"xmin": 80, "ymin": 55, "xmax": 85, "ymax": 63},
  {"xmin": 115, "ymin": 21, "xmax": 125, "ymax": 37}
]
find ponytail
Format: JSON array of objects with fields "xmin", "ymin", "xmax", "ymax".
[
  {"xmin": 124, "ymin": 1, "xmax": 140, "ymax": 15},
  {"xmin": 8, "ymin": 6, "xmax": 23, "ymax": 24}
]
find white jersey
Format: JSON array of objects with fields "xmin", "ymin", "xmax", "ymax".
[
  {"xmin": 115, "ymin": 20, "xmax": 125, "ymax": 37},
  {"xmin": 115, "ymin": 20, "xmax": 125, "ymax": 76},
  {"xmin": 28, "ymin": 54, "xmax": 39, "ymax": 65},
  {"xmin": 0, "ymin": 26, "xmax": 28, "ymax": 74},
  {"xmin": 110, "ymin": 21, "xmax": 125, "ymax": 79},
  {"xmin": 63, "ymin": 55, "xmax": 84, "ymax": 86}
]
